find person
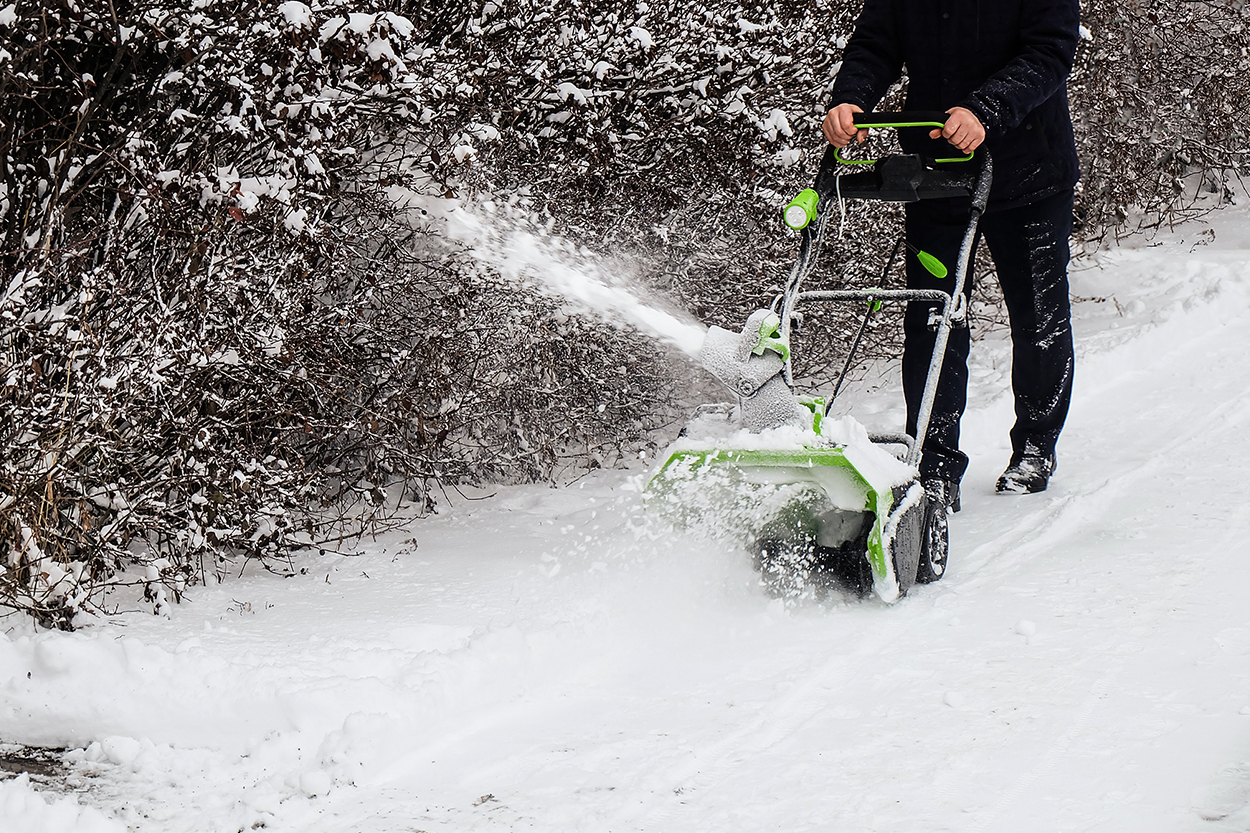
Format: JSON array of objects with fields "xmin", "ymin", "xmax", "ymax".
[{"xmin": 822, "ymin": 0, "xmax": 1081, "ymax": 510}]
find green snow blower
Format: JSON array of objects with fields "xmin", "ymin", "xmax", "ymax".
[{"xmin": 646, "ymin": 113, "xmax": 993, "ymax": 603}]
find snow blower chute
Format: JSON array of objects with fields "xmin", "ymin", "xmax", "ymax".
[{"xmin": 646, "ymin": 113, "xmax": 993, "ymax": 603}]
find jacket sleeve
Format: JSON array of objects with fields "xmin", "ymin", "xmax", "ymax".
[
  {"xmin": 829, "ymin": 0, "xmax": 903, "ymax": 111},
  {"xmin": 959, "ymin": 0, "xmax": 1080, "ymax": 140}
]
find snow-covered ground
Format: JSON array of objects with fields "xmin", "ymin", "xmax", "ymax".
[{"xmin": 4, "ymin": 199, "xmax": 1250, "ymax": 832}]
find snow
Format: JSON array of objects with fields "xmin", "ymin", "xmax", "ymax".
[
  {"xmin": 628, "ymin": 26, "xmax": 653, "ymax": 50},
  {"xmin": 774, "ymin": 147, "xmax": 803, "ymax": 167},
  {"xmin": 1, "ymin": 775, "xmax": 122, "ymax": 833},
  {"xmin": 282, "ymin": 208, "xmax": 308, "ymax": 234},
  {"xmin": 277, "ymin": 2, "xmax": 312, "ymax": 31},
  {"xmin": 468, "ymin": 123, "xmax": 501, "ymax": 142},
  {"xmin": 4, "ymin": 201, "xmax": 1250, "ymax": 831},
  {"xmin": 759, "ymin": 108, "xmax": 793, "ymax": 141},
  {"xmin": 365, "ymin": 37, "xmax": 405, "ymax": 71},
  {"xmin": 555, "ymin": 82, "xmax": 589, "ymax": 105},
  {"xmin": 441, "ymin": 203, "xmax": 708, "ymax": 358}
]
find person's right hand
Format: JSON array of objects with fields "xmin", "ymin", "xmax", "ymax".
[{"xmin": 822, "ymin": 103, "xmax": 867, "ymax": 148}]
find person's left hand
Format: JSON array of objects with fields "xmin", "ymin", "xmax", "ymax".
[{"xmin": 930, "ymin": 107, "xmax": 985, "ymax": 154}]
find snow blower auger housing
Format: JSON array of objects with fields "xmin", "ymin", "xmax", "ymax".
[{"xmin": 646, "ymin": 113, "xmax": 993, "ymax": 603}]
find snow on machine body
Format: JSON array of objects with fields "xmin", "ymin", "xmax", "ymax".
[{"xmin": 646, "ymin": 113, "xmax": 993, "ymax": 602}]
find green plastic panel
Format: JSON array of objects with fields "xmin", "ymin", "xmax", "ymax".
[{"xmin": 645, "ymin": 446, "xmax": 896, "ymax": 585}]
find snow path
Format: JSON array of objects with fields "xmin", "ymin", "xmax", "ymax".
[{"xmin": 4, "ymin": 205, "xmax": 1250, "ymax": 832}]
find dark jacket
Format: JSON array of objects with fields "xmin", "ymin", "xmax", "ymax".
[{"xmin": 830, "ymin": 0, "xmax": 1081, "ymax": 209}]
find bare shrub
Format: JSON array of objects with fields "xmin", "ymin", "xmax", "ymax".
[{"xmin": 0, "ymin": 1, "xmax": 671, "ymax": 627}]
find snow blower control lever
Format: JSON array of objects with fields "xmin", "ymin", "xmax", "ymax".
[{"xmin": 784, "ymin": 116, "xmax": 980, "ymax": 231}]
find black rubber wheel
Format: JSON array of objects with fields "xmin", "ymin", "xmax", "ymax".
[
  {"xmin": 887, "ymin": 492, "xmax": 925, "ymax": 596},
  {"xmin": 914, "ymin": 492, "xmax": 949, "ymax": 584}
]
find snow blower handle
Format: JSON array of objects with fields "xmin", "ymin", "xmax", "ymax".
[{"xmin": 835, "ymin": 111, "xmax": 975, "ymax": 165}]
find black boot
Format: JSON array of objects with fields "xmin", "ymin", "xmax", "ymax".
[{"xmin": 996, "ymin": 448, "xmax": 1056, "ymax": 494}]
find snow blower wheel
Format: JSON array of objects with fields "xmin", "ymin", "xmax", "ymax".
[
  {"xmin": 886, "ymin": 484, "xmax": 926, "ymax": 593},
  {"xmin": 915, "ymin": 494, "xmax": 949, "ymax": 584}
]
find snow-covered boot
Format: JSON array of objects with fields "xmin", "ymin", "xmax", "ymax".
[{"xmin": 996, "ymin": 447, "xmax": 1056, "ymax": 494}]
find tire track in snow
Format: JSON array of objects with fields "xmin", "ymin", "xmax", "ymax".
[
  {"xmin": 955, "ymin": 292, "xmax": 1250, "ymax": 593},
  {"xmin": 962, "ymin": 649, "xmax": 1129, "ymax": 833},
  {"xmin": 944, "ymin": 259, "xmax": 1250, "ymax": 828},
  {"xmin": 957, "ymin": 377, "xmax": 1250, "ymax": 593},
  {"xmin": 964, "ymin": 486, "xmax": 1250, "ymax": 833},
  {"xmin": 601, "ymin": 613, "xmax": 910, "ymax": 831}
]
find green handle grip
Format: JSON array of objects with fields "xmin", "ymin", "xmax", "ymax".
[{"xmin": 834, "ymin": 118, "xmax": 974, "ymax": 165}]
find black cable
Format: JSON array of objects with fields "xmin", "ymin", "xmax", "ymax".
[{"xmin": 825, "ymin": 235, "xmax": 904, "ymax": 415}]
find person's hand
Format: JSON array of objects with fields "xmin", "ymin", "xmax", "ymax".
[
  {"xmin": 930, "ymin": 107, "xmax": 985, "ymax": 154},
  {"xmin": 823, "ymin": 103, "xmax": 867, "ymax": 148}
]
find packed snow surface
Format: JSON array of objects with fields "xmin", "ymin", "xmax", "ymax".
[{"xmin": 4, "ymin": 200, "xmax": 1250, "ymax": 831}]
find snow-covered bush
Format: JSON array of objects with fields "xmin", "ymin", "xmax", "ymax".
[
  {"xmin": 0, "ymin": 1, "xmax": 426, "ymax": 625},
  {"xmin": 1070, "ymin": 0, "xmax": 1250, "ymax": 233},
  {"xmin": 0, "ymin": 1, "xmax": 671, "ymax": 627},
  {"xmin": 408, "ymin": 0, "xmax": 905, "ymax": 384}
]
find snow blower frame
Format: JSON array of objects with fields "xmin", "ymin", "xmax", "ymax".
[{"xmin": 647, "ymin": 112, "xmax": 993, "ymax": 603}]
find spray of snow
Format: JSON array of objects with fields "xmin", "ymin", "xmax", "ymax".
[{"xmin": 444, "ymin": 203, "xmax": 708, "ymax": 358}]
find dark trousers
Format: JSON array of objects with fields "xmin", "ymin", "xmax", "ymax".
[{"xmin": 902, "ymin": 188, "xmax": 1075, "ymax": 483}]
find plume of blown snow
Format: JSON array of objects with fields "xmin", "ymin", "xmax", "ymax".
[{"xmin": 443, "ymin": 203, "xmax": 707, "ymax": 358}]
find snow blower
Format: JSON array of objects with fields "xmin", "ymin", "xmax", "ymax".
[{"xmin": 646, "ymin": 113, "xmax": 993, "ymax": 603}]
